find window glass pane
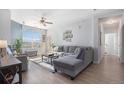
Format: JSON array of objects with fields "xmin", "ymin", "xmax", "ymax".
[
  {"xmin": 22, "ymin": 29, "xmax": 41, "ymax": 49},
  {"xmin": 23, "ymin": 31, "xmax": 33, "ymax": 42}
]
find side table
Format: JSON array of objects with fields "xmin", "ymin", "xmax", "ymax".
[{"xmin": 0, "ymin": 56, "xmax": 22, "ymax": 84}]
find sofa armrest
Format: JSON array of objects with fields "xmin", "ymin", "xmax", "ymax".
[
  {"xmin": 84, "ymin": 48, "xmax": 94, "ymax": 63},
  {"xmin": 16, "ymin": 55, "xmax": 28, "ymax": 71}
]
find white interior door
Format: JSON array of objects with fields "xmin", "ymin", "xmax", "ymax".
[{"xmin": 105, "ymin": 33, "xmax": 119, "ymax": 56}]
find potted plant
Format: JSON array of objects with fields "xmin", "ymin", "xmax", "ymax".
[{"xmin": 15, "ymin": 39, "xmax": 22, "ymax": 55}]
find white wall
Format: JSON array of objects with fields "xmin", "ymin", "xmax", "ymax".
[
  {"xmin": 48, "ymin": 17, "xmax": 93, "ymax": 47},
  {"xmin": 100, "ymin": 24, "xmax": 105, "ymax": 61},
  {"xmin": 0, "ymin": 9, "xmax": 11, "ymax": 44},
  {"xmin": 120, "ymin": 15, "xmax": 124, "ymax": 63}
]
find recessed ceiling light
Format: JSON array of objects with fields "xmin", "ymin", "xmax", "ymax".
[{"xmin": 106, "ymin": 19, "xmax": 118, "ymax": 24}]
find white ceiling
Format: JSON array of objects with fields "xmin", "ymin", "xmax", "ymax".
[{"xmin": 10, "ymin": 9, "xmax": 118, "ymax": 29}]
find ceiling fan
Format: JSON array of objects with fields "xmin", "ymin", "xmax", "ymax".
[{"xmin": 40, "ymin": 17, "xmax": 53, "ymax": 26}]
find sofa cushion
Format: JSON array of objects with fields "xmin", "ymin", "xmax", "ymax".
[
  {"xmin": 56, "ymin": 52, "xmax": 64, "ymax": 57},
  {"xmin": 53, "ymin": 56, "xmax": 83, "ymax": 70},
  {"xmin": 63, "ymin": 46, "xmax": 69, "ymax": 53},
  {"xmin": 25, "ymin": 50, "xmax": 37, "ymax": 57},
  {"xmin": 74, "ymin": 48, "xmax": 81, "ymax": 58},
  {"xmin": 58, "ymin": 46, "xmax": 63, "ymax": 52},
  {"xmin": 63, "ymin": 53, "xmax": 74, "ymax": 56},
  {"xmin": 68, "ymin": 46, "xmax": 76, "ymax": 53},
  {"xmin": 78, "ymin": 49, "xmax": 85, "ymax": 60}
]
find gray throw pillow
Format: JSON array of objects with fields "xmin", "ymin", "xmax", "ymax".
[
  {"xmin": 74, "ymin": 48, "xmax": 81, "ymax": 58},
  {"xmin": 58, "ymin": 46, "xmax": 63, "ymax": 52},
  {"xmin": 63, "ymin": 46, "xmax": 69, "ymax": 53},
  {"xmin": 78, "ymin": 49, "xmax": 85, "ymax": 60},
  {"xmin": 68, "ymin": 46, "xmax": 76, "ymax": 53}
]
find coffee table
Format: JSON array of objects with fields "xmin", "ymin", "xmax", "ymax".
[
  {"xmin": 41, "ymin": 53, "xmax": 59, "ymax": 73},
  {"xmin": 41, "ymin": 53, "xmax": 55, "ymax": 65}
]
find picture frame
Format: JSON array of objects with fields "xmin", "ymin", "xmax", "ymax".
[{"xmin": 63, "ymin": 30, "xmax": 73, "ymax": 42}]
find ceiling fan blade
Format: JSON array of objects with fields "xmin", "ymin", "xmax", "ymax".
[{"xmin": 45, "ymin": 21, "xmax": 53, "ymax": 24}]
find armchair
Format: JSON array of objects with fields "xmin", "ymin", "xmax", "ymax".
[{"xmin": 7, "ymin": 45, "xmax": 28, "ymax": 71}]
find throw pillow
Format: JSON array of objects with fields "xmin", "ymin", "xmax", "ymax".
[
  {"xmin": 74, "ymin": 48, "xmax": 81, "ymax": 58},
  {"xmin": 63, "ymin": 46, "xmax": 69, "ymax": 53},
  {"xmin": 57, "ymin": 46, "xmax": 63, "ymax": 52},
  {"xmin": 78, "ymin": 49, "xmax": 85, "ymax": 60},
  {"xmin": 68, "ymin": 46, "xmax": 76, "ymax": 53}
]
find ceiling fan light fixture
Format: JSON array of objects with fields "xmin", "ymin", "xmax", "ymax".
[{"xmin": 40, "ymin": 17, "xmax": 53, "ymax": 26}]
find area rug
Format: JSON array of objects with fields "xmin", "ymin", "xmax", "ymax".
[{"xmin": 28, "ymin": 57, "xmax": 54, "ymax": 70}]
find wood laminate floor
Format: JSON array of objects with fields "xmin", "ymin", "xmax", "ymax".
[{"xmin": 22, "ymin": 55, "xmax": 124, "ymax": 84}]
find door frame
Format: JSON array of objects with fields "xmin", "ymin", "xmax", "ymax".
[{"xmin": 97, "ymin": 13, "xmax": 123, "ymax": 63}]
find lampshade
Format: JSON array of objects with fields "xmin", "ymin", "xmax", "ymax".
[{"xmin": 0, "ymin": 40, "xmax": 7, "ymax": 48}]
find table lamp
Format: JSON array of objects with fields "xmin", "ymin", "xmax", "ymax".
[{"xmin": 0, "ymin": 40, "xmax": 7, "ymax": 58}]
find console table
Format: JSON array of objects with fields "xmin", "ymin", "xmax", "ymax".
[{"xmin": 0, "ymin": 56, "xmax": 22, "ymax": 84}]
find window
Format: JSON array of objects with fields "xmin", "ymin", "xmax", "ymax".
[{"xmin": 22, "ymin": 29, "xmax": 41, "ymax": 49}]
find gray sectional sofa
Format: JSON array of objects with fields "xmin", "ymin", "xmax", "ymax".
[{"xmin": 53, "ymin": 46, "xmax": 94, "ymax": 80}]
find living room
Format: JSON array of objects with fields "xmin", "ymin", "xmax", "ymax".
[{"xmin": 0, "ymin": 9, "xmax": 124, "ymax": 84}]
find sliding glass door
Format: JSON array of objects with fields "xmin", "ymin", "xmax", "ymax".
[
  {"xmin": 22, "ymin": 30, "xmax": 41, "ymax": 49},
  {"xmin": 22, "ymin": 25, "xmax": 43, "ymax": 56}
]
